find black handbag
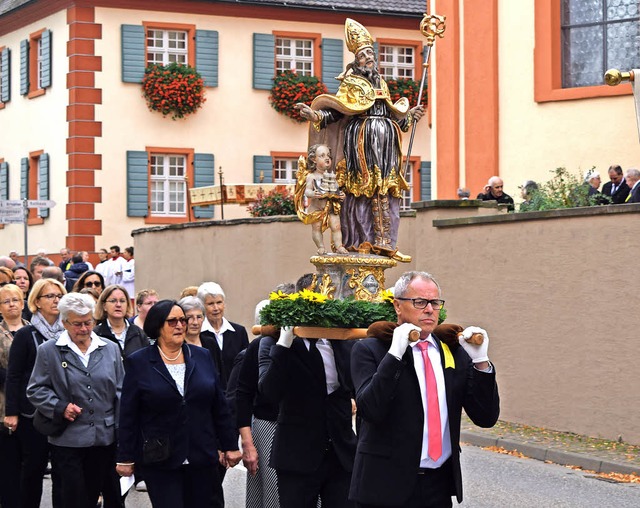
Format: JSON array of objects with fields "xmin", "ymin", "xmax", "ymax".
[
  {"xmin": 142, "ymin": 436, "xmax": 171, "ymax": 464},
  {"xmin": 32, "ymin": 410, "xmax": 68, "ymax": 437}
]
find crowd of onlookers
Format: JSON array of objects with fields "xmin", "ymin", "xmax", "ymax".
[
  {"xmin": 0, "ymin": 247, "xmax": 250, "ymax": 508},
  {"xmin": 456, "ymin": 164, "xmax": 640, "ymax": 212}
]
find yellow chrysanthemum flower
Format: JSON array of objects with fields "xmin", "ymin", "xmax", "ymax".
[
  {"xmin": 381, "ymin": 289, "xmax": 395, "ymax": 303},
  {"xmin": 269, "ymin": 290, "xmax": 291, "ymax": 300}
]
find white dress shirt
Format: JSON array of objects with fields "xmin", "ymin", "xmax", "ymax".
[
  {"xmin": 410, "ymin": 336, "xmax": 452, "ymax": 468},
  {"xmin": 56, "ymin": 331, "xmax": 107, "ymax": 368},
  {"xmin": 303, "ymin": 338, "xmax": 340, "ymax": 394},
  {"xmin": 201, "ymin": 316, "xmax": 235, "ymax": 350}
]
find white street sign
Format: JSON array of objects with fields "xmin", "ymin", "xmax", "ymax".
[
  {"xmin": 0, "ymin": 208, "xmax": 24, "ymax": 217},
  {"xmin": 0, "ymin": 216, "xmax": 25, "ymax": 224},
  {"xmin": 0, "ymin": 200, "xmax": 23, "ymax": 208},
  {"xmin": 27, "ymin": 199, "xmax": 56, "ymax": 208}
]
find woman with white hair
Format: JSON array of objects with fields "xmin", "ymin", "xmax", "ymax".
[
  {"xmin": 196, "ymin": 282, "xmax": 249, "ymax": 394},
  {"xmin": 27, "ymin": 293, "xmax": 124, "ymax": 508}
]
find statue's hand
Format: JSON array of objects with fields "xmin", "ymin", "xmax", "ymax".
[
  {"xmin": 295, "ymin": 103, "xmax": 318, "ymax": 122},
  {"xmin": 410, "ymin": 105, "xmax": 425, "ymax": 123}
]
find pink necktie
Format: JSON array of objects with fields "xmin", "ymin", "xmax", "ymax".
[{"xmin": 417, "ymin": 341, "xmax": 442, "ymax": 461}]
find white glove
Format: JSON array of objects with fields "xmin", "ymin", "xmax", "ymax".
[
  {"xmin": 388, "ymin": 323, "xmax": 421, "ymax": 359},
  {"xmin": 276, "ymin": 326, "xmax": 295, "ymax": 348},
  {"xmin": 458, "ymin": 326, "xmax": 489, "ymax": 363}
]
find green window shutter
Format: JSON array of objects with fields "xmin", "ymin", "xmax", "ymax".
[
  {"xmin": 20, "ymin": 157, "xmax": 28, "ymax": 199},
  {"xmin": 253, "ymin": 155, "xmax": 272, "ymax": 183},
  {"xmin": 127, "ymin": 150, "xmax": 149, "ymax": 217},
  {"xmin": 420, "ymin": 161, "xmax": 432, "ymax": 201},
  {"xmin": 0, "ymin": 162, "xmax": 8, "ymax": 200},
  {"xmin": 40, "ymin": 30, "xmax": 52, "ymax": 89},
  {"xmin": 253, "ymin": 33, "xmax": 274, "ymax": 90},
  {"xmin": 1, "ymin": 48, "xmax": 10, "ymax": 103},
  {"xmin": 322, "ymin": 38, "xmax": 343, "ymax": 94},
  {"xmin": 193, "ymin": 153, "xmax": 215, "ymax": 219},
  {"xmin": 121, "ymin": 25, "xmax": 145, "ymax": 84},
  {"xmin": 195, "ymin": 30, "xmax": 218, "ymax": 88},
  {"xmin": 20, "ymin": 39, "xmax": 29, "ymax": 95},
  {"xmin": 38, "ymin": 153, "xmax": 50, "ymax": 218}
]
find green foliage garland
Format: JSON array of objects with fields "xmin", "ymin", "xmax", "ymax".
[
  {"xmin": 269, "ymin": 70, "xmax": 328, "ymax": 123},
  {"xmin": 260, "ymin": 290, "xmax": 447, "ymax": 329}
]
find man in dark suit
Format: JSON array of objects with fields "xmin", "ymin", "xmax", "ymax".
[
  {"xmin": 259, "ymin": 325, "xmax": 356, "ymax": 508},
  {"xmin": 624, "ymin": 168, "xmax": 640, "ymax": 203},
  {"xmin": 601, "ymin": 165, "xmax": 630, "ymax": 204},
  {"xmin": 197, "ymin": 282, "xmax": 249, "ymax": 393},
  {"xmin": 349, "ymin": 271, "xmax": 500, "ymax": 508}
]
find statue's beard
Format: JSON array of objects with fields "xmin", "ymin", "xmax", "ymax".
[{"xmin": 353, "ymin": 63, "xmax": 380, "ymax": 86}]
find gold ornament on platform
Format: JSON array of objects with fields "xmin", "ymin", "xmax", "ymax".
[
  {"xmin": 346, "ymin": 266, "xmax": 387, "ymax": 302},
  {"xmin": 317, "ymin": 274, "xmax": 336, "ymax": 299}
]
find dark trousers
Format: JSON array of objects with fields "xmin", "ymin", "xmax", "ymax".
[
  {"xmin": 0, "ymin": 429, "xmax": 21, "ymax": 508},
  {"xmin": 143, "ymin": 463, "xmax": 223, "ymax": 508},
  {"xmin": 14, "ymin": 415, "xmax": 51, "ymax": 508},
  {"xmin": 356, "ymin": 460, "xmax": 454, "ymax": 508},
  {"xmin": 277, "ymin": 445, "xmax": 353, "ymax": 508},
  {"xmin": 51, "ymin": 443, "xmax": 122, "ymax": 508}
]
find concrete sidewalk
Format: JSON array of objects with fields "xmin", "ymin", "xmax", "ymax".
[{"xmin": 460, "ymin": 416, "xmax": 640, "ymax": 476}]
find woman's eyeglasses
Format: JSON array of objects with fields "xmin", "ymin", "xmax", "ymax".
[
  {"xmin": 39, "ymin": 293, "xmax": 63, "ymax": 301},
  {"xmin": 84, "ymin": 281, "xmax": 102, "ymax": 288},
  {"xmin": 165, "ymin": 317, "xmax": 187, "ymax": 327}
]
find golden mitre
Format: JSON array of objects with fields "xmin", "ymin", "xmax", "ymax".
[{"xmin": 345, "ymin": 18, "xmax": 374, "ymax": 55}]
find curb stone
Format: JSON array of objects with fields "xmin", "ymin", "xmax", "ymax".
[{"xmin": 461, "ymin": 431, "xmax": 639, "ymax": 476}]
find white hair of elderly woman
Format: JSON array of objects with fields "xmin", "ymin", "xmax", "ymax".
[
  {"xmin": 179, "ymin": 295, "xmax": 205, "ymax": 313},
  {"xmin": 58, "ymin": 292, "xmax": 96, "ymax": 322},
  {"xmin": 197, "ymin": 282, "xmax": 225, "ymax": 301},
  {"xmin": 254, "ymin": 299, "xmax": 270, "ymax": 326}
]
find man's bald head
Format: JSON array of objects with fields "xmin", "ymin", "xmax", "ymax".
[{"xmin": 486, "ymin": 176, "xmax": 504, "ymax": 198}]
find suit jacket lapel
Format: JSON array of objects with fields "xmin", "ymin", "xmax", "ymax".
[
  {"xmin": 184, "ymin": 344, "xmax": 196, "ymax": 391},
  {"xmin": 150, "ymin": 346, "xmax": 183, "ymax": 395}
]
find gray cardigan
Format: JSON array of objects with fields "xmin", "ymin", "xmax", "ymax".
[{"xmin": 27, "ymin": 332, "xmax": 124, "ymax": 447}]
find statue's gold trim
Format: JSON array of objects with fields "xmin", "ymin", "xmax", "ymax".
[
  {"xmin": 310, "ymin": 254, "xmax": 397, "ymax": 268},
  {"xmin": 346, "ymin": 266, "xmax": 387, "ymax": 302}
]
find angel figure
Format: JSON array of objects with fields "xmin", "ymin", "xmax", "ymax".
[{"xmin": 294, "ymin": 144, "xmax": 349, "ymax": 255}]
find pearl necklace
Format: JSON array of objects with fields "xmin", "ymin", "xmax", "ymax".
[{"xmin": 159, "ymin": 347, "xmax": 182, "ymax": 362}]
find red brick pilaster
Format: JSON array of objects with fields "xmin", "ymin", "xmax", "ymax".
[{"xmin": 66, "ymin": 6, "xmax": 102, "ymax": 252}]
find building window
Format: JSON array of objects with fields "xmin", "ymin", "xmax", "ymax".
[
  {"xmin": 150, "ymin": 154, "xmax": 187, "ymax": 216},
  {"xmin": 273, "ymin": 158, "xmax": 299, "ymax": 183},
  {"xmin": 147, "ymin": 29, "xmax": 188, "ymax": 65},
  {"xmin": 561, "ymin": 0, "xmax": 639, "ymax": 88},
  {"xmin": 379, "ymin": 45, "xmax": 416, "ymax": 79},
  {"xmin": 276, "ymin": 37, "xmax": 314, "ymax": 76},
  {"xmin": 401, "ymin": 167, "xmax": 413, "ymax": 211}
]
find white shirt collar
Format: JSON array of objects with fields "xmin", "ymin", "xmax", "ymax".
[
  {"xmin": 56, "ymin": 330, "xmax": 107, "ymax": 349},
  {"xmin": 201, "ymin": 316, "xmax": 235, "ymax": 335}
]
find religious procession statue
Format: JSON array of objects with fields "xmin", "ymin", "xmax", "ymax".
[{"xmin": 294, "ymin": 18, "xmax": 426, "ymax": 263}]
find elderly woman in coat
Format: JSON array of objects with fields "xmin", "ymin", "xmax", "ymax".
[
  {"xmin": 116, "ymin": 300, "xmax": 241, "ymax": 508},
  {"xmin": 27, "ymin": 293, "xmax": 124, "ymax": 508}
]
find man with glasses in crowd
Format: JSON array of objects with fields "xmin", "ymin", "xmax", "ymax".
[{"xmin": 349, "ymin": 271, "xmax": 500, "ymax": 508}]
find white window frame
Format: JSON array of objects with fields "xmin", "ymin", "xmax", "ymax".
[
  {"xmin": 275, "ymin": 37, "xmax": 314, "ymax": 76},
  {"xmin": 273, "ymin": 158, "xmax": 298, "ymax": 183},
  {"xmin": 146, "ymin": 29, "xmax": 188, "ymax": 65},
  {"xmin": 149, "ymin": 154, "xmax": 188, "ymax": 217},
  {"xmin": 378, "ymin": 45, "xmax": 415, "ymax": 80},
  {"xmin": 36, "ymin": 37, "xmax": 44, "ymax": 89},
  {"xmin": 400, "ymin": 167, "xmax": 413, "ymax": 211}
]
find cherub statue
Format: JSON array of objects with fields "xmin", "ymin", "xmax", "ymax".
[{"xmin": 294, "ymin": 144, "xmax": 349, "ymax": 255}]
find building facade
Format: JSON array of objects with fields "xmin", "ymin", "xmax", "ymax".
[{"xmin": 0, "ymin": 0, "xmax": 431, "ymax": 254}]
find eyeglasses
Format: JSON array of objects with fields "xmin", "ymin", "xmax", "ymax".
[
  {"xmin": 67, "ymin": 319, "xmax": 95, "ymax": 329},
  {"xmin": 395, "ymin": 297, "xmax": 445, "ymax": 310},
  {"xmin": 39, "ymin": 293, "xmax": 63, "ymax": 301},
  {"xmin": 0, "ymin": 281, "xmax": 15, "ymax": 287},
  {"xmin": 0, "ymin": 298, "xmax": 22, "ymax": 306},
  {"xmin": 84, "ymin": 281, "xmax": 102, "ymax": 288},
  {"xmin": 165, "ymin": 317, "xmax": 187, "ymax": 327},
  {"xmin": 106, "ymin": 299, "xmax": 128, "ymax": 305}
]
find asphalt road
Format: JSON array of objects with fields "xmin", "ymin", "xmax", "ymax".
[{"xmin": 39, "ymin": 445, "xmax": 640, "ymax": 507}]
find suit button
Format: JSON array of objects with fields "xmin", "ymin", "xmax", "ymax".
[
  {"xmin": 90, "ymin": 422, "xmax": 94, "ymax": 427},
  {"xmin": 87, "ymin": 385, "xmax": 91, "ymax": 389},
  {"xmin": 88, "ymin": 398, "xmax": 93, "ymax": 402}
]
